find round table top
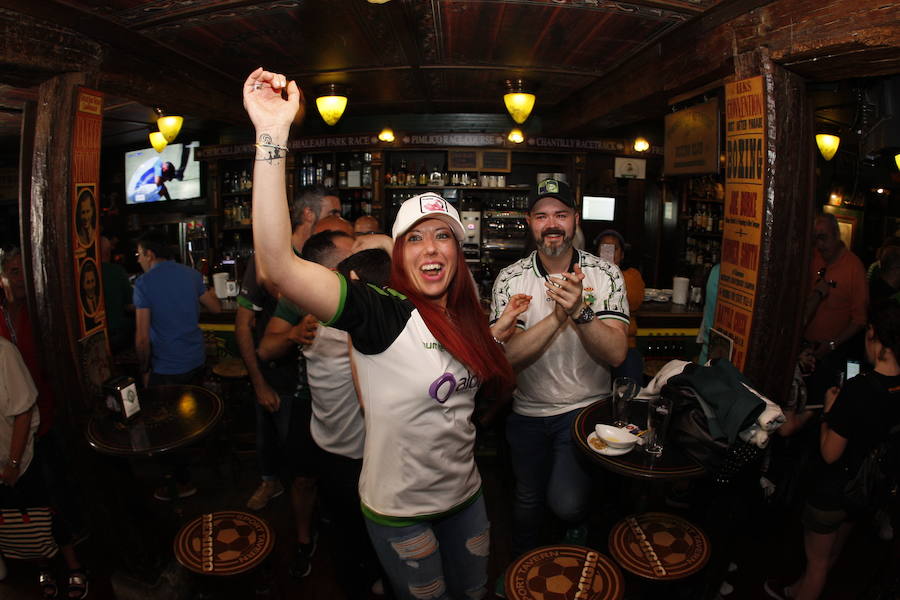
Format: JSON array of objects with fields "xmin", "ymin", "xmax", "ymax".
[
  {"xmin": 174, "ymin": 510, "xmax": 274, "ymax": 576},
  {"xmin": 607, "ymin": 512, "xmax": 710, "ymax": 581},
  {"xmin": 505, "ymin": 544, "xmax": 624, "ymax": 600},
  {"xmin": 212, "ymin": 357, "xmax": 248, "ymax": 379},
  {"xmin": 86, "ymin": 385, "xmax": 223, "ymax": 457},
  {"xmin": 572, "ymin": 398, "xmax": 705, "ymax": 480}
]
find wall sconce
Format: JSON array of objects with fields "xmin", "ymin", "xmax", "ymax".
[
  {"xmin": 633, "ymin": 137, "xmax": 650, "ymax": 152},
  {"xmin": 149, "ymin": 131, "xmax": 168, "ymax": 152},
  {"xmin": 316, "ymin": 84, "xmax": 348, "ymax": 126},
  {"xmin": 378, "ymin": 127, "xmax": 395, "ymax": 142},
  {"xmin": 154, "ymin": 107, "xmax": 183, "ymax": 142},
  {"xmin": 815, "ymin": 133, "xmax": 841, "ymax": 161},
  {"xmin": 504, "ymin": 79, "xmax": 535, "ymax": 124},
  {"xmin": 508, "ymin": 128, "xmax": 525, "ymax": 144}
]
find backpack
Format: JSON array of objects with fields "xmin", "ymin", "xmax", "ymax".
[{"xmin": 842, "ymin": 376, "xmax": 900, "ymax": 512}]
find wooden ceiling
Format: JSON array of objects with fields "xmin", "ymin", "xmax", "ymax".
[{"xmin": 1, "ymin": 0, "xmax": 724, "ymax": 146}]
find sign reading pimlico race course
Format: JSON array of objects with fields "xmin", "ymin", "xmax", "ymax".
[{"xmin": 715, "ymin": 76, "xmax": 766, "ymax": 370}]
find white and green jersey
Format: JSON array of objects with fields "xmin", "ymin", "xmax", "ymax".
[
  {"xmin": 491, "ymin": 249, "xmax": 629, "ymax": 417},
  {"xmin": 326, "ymin": 275, "xmax": 481, "ymax": 520}
]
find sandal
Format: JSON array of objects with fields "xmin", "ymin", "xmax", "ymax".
[
  {"xmin": 66, "ymin": 569, "xmax": 89, "ymax": 599},
  {"xmin": 39, "ymin": 570, "xmax": 58, "ymax": 599}
]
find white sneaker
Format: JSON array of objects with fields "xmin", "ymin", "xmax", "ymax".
[{"xmin": 246, "ymin": 480, "xmax": 284, "ymax": 511}]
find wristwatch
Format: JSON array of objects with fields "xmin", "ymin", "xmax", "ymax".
[{"xmin": 572, "ymin": 305, "xmax": 595, "ymax": 325}]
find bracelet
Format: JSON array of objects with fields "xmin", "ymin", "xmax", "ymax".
[{"xmin": 254, "ymin": 143, "xmax": 288, "ymax": 152}]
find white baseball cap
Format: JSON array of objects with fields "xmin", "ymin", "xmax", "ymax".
[{"xmin": 391, "ymin": 192, "xmax": 465, "ymax": 242}]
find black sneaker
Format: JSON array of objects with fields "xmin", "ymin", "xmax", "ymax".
[{"xmin": 289, "ymin": 533, "xmax": 318, "ymax": 579}]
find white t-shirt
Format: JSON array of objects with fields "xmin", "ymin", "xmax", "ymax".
[
  {"xmin": 0, "ymin": 337, "xmax": 40, "ymax": 475},
  {"xmin": 303, "ymin": 325, "xmax": 365, "ymax": 460},
  {"xmin": 491, "ymin": 249, "xmax": 629, "ymax": 417},
  {"xmin": 328, "ymin": 278, "xmax": 481, "ymax": 519}
]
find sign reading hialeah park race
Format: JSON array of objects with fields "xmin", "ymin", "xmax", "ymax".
[{"xmin": 715, "ymin": 76, "xmax": 766, "ymax": 370}]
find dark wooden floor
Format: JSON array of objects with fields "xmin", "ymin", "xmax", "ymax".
[{"xmin": 1, "ymin": 414, "xmax": 898, "ymax": 600}]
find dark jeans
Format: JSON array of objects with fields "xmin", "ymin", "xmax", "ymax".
[
  {"xmin": 149, "ymin": 365, "xmax": 205, "ymax": 484},
  {"xmin": 613, "ymin": 347, "xmax": 645, "ymax": 384},
  {"xmin": 506, "ymin": 409, "xmax": 592, "ymax": 556},
  {"xmin": 314, "ymin": 447, "xmax": 381, "ymax": 597}
]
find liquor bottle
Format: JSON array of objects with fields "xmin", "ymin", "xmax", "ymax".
[
  {"xmin": 338, "ymin": 161, "xmax": 349, "ymax": 188},
  {"xmin": 429, "ymin": 164, "xmax": 443, "ymax": 186},
  {"xmin": 397, "ymin": 160, "xmax": 408, "ymax": 187},
  {"xmin": 417, "ymin": 163, "xmax": 427, "ymax": 186},
  {"xmin": 362, "ymin": 153, "xmax": 372, "ymax": 187},
  {"xmin": 348, "ymin": 153, "xmax": 361, "ymax": 187},
  {"xmin": 385, "ymin": 165, "xmax": 394, "ymax": 186}
]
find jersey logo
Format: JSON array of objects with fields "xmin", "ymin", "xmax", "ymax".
[
  {"xmin": 429, "ymin": 370, "xmax": 481, "ymax": 404},
  {"xmin": 584, "ymin": 287, "xmax": 596, "ymax": 306}
]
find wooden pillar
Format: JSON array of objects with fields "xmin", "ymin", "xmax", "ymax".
[
  {"xmin": 24, "ymin": 72, "xmax": 88, "ymax": 422},
  {"xmin": 738, "ymin": 50, "xmax": 816, "ymax": 399}
]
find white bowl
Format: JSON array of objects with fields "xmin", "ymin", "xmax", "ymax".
[{"xmin": 594, "ymin": 424, "xmax": 639, "ymax": 449}]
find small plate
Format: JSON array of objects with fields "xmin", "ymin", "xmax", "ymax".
[{"xmin": 587, "ymin": 432, "xmax": 635, "ymax": 456}]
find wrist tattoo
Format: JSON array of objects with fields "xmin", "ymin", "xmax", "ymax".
[{"xmin": 255, "ymin": 135, "xmax": 288, "ymax": 164}]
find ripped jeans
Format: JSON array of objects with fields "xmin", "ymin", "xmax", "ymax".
[{"xmin": 365, "ymin": 495, "xmax": 490, "ymax": 600}]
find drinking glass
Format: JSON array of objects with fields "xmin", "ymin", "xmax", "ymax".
[
  {"xmin": 611, "ymin": 377, "xmax": 639, "ymax": 428},
  {"xmin": 645, "ymin": 395, "xmax": 673, "ymax": 457}
]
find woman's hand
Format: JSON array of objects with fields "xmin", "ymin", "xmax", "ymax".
[
  {"xmin": 491, "ymin": 294, "xmax": 531, "ymax": 343},
  {"xmin": 242, "ymin": 68, "xmax": 305, "ymax": 138}
]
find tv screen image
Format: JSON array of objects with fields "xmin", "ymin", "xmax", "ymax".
[
  {"xmin": 125, "ymin": 141, "xmax": 200, "ymax": 204},
  {"xmin": 582, "ymin": 195, "xmax": 616, "ymax": 221}
]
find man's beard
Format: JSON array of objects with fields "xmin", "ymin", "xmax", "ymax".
[{"xmin": 536, "ymin": 228, "xmax": 573, "ymax": 258}]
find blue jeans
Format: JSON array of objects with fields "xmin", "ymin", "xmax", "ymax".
[
  {"xmin": 506, "ymin": 409, "xmax": 592, "ymax": 556},
  {"xmin": 365, "ymin": 495, "xmax": 490, "ymax": 600}
]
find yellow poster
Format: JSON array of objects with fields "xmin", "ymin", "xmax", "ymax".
[{"xmin": 716, "ymin": 76, "xmax": 765, "ymax": 369}]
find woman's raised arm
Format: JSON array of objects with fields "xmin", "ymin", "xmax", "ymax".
[{"xmin": 243, "ymin": 68, "xmax": 343, "ymax": 322}]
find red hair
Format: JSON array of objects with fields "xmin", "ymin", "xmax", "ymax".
[{"xmin": 390, "ymin": 235, "xmax": 515, "ymax": 398}]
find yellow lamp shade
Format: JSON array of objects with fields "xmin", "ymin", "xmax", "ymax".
[
  {"xmin": 504, "ymin": 92, "xmax": 535, "ymax": 124},
  {"xmin": 816, "ymin": 134, "xmax": 840, "ymax": 161},
  {"xmin": 633, "ymin": 137, "xmax": 650, "ymax": 152},
  {"xmin": 149, "ymin": 131, "xmax": 168, "ymax": 152},
  {"xmin": 895, "ymin": 153, "xmax": 900, "ymax": 171},
  {"xmin": 157, "ymin": 115, "xmax": 183, "ymax": 142},
  {"xmin": 508, "ymin": 128, "xmax": 524, "ymax": 144},
  {"xmin": 316, "ymin": 95, "xmax": 347, "ymax": 126},
  {"xmin": 378, "ymin": 127, "xmax": 395, "ymax": 142}
]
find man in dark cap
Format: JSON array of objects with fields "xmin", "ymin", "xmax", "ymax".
[{"xmin": 490, "ymin": 178, "xmax": 629, "ymax": 563}]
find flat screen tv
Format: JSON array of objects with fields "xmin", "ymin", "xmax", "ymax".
[
  {"xmin": 582, "ymin": 195, "xmax": 616, "ymax": 221},
  {"xmin": 125, "ymin": 141, "xmax": 200, "ymax": 204}
]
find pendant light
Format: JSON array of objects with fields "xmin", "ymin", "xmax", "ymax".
[
  {"xmin": 378, "ymin": 127, "xmax": 395, "ymax": 142},
  {"xmin": 503, "ymin": 79, "xmax": 535, "ymax": 124},
  {"xmin": 316, "ymin": 84, "xmax": 348, "ymax": 126},
  {"xmin": 508, "ymin": 128, "xmax": 525, "ymax": 144},
  {"xmin": 149, "ymin": 131, "xmax": 168, "ymax": 152},
  {"xmin": 633, "ymin": 137, "xmax": 650, "ymax": 152},
  {"xmin": 815, "ymin": 133, "xmax": 841, "ymax": 161},
  {"xmin": 895, "ymin": 153, "xmax": 900, "ymax": 171},
  {"xmin": 153, "ymin": 107, "xmax": 183, "ymax": 142}
]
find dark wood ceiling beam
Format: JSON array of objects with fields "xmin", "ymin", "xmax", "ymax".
[
  {"xmin": 546, "ymin": 0, "xmax": 900, "ymax": 135},
  {"xmin": 2, "ymin": 0, "xmax": 245, "ymax": 123}
]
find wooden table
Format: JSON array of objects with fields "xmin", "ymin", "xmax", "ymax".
[
  {"xmin": 504, "ymin": 544, "xmax": 624, "ymax": 600},
  {"xmin": 607, "ymin": 512, "xmax": 710, "ymax": 581},
  {"xmin": 174, "ymin": 510, "xmax": 274, "ymax": 576},
  {"xmin": 572, "ymin": 397, "xmax": 705, "ymax": 480},
  {"xmin": 86, "ymin": 385, "xmax": 223, "ymax": 457}
]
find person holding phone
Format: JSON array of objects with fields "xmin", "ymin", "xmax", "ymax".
[{"xmin": 596, "ymin": 229, "xmax": 645, "ymax": 381}]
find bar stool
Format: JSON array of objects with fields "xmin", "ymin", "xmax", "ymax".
[
  {"xmin": 503, "ymin": 544, "xmax": 624, "ymax": 600},
  {"xmin": 173, "ymin": 510, "xmax": 275, "ymax": 598}
]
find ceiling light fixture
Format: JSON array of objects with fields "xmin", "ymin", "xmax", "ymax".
[
  {"xmin": 633, "ymin": 137, "xmax": 650, "ymax": 152},
  {"xmin": 378, "ymin": 127, "xmax": 395, "ymax": 142},
  {"xmin": 149, "ymin": 131, "xmax": 168, "ymax": 153},
  {"xmin": 153, "ymin": 107, "xmax": 183, "ymax": 142},
  {"xmin": 504, "ymin": 79, "xmax": 535, "ymax": 124},
  {"xmin": 815, "ymin": 133, "xmax": 841, "ymax": 161},
  {"xmin": 508, "ymin": 128, "xmax": 525, "ymax": 144},
  {"xmin": 316, "ymin": 84, "xmax": 348, "ymax": 126}
]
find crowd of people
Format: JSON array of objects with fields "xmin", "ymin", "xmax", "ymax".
[{"xmin": 0, "ymin": 67, "xmax": 897, "ymax": 600}]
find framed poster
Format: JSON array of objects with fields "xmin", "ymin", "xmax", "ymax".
[
  {"xmin": 664, "ymin": 98, "xmax": 720, "ymax": 176},
  {"xmin": 614, "ymin": 157, "xmax": 646, "ymax": 179},
  {"xmin": 448, "ymin": 149, "xmax": 478, "ymax": 171}
]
